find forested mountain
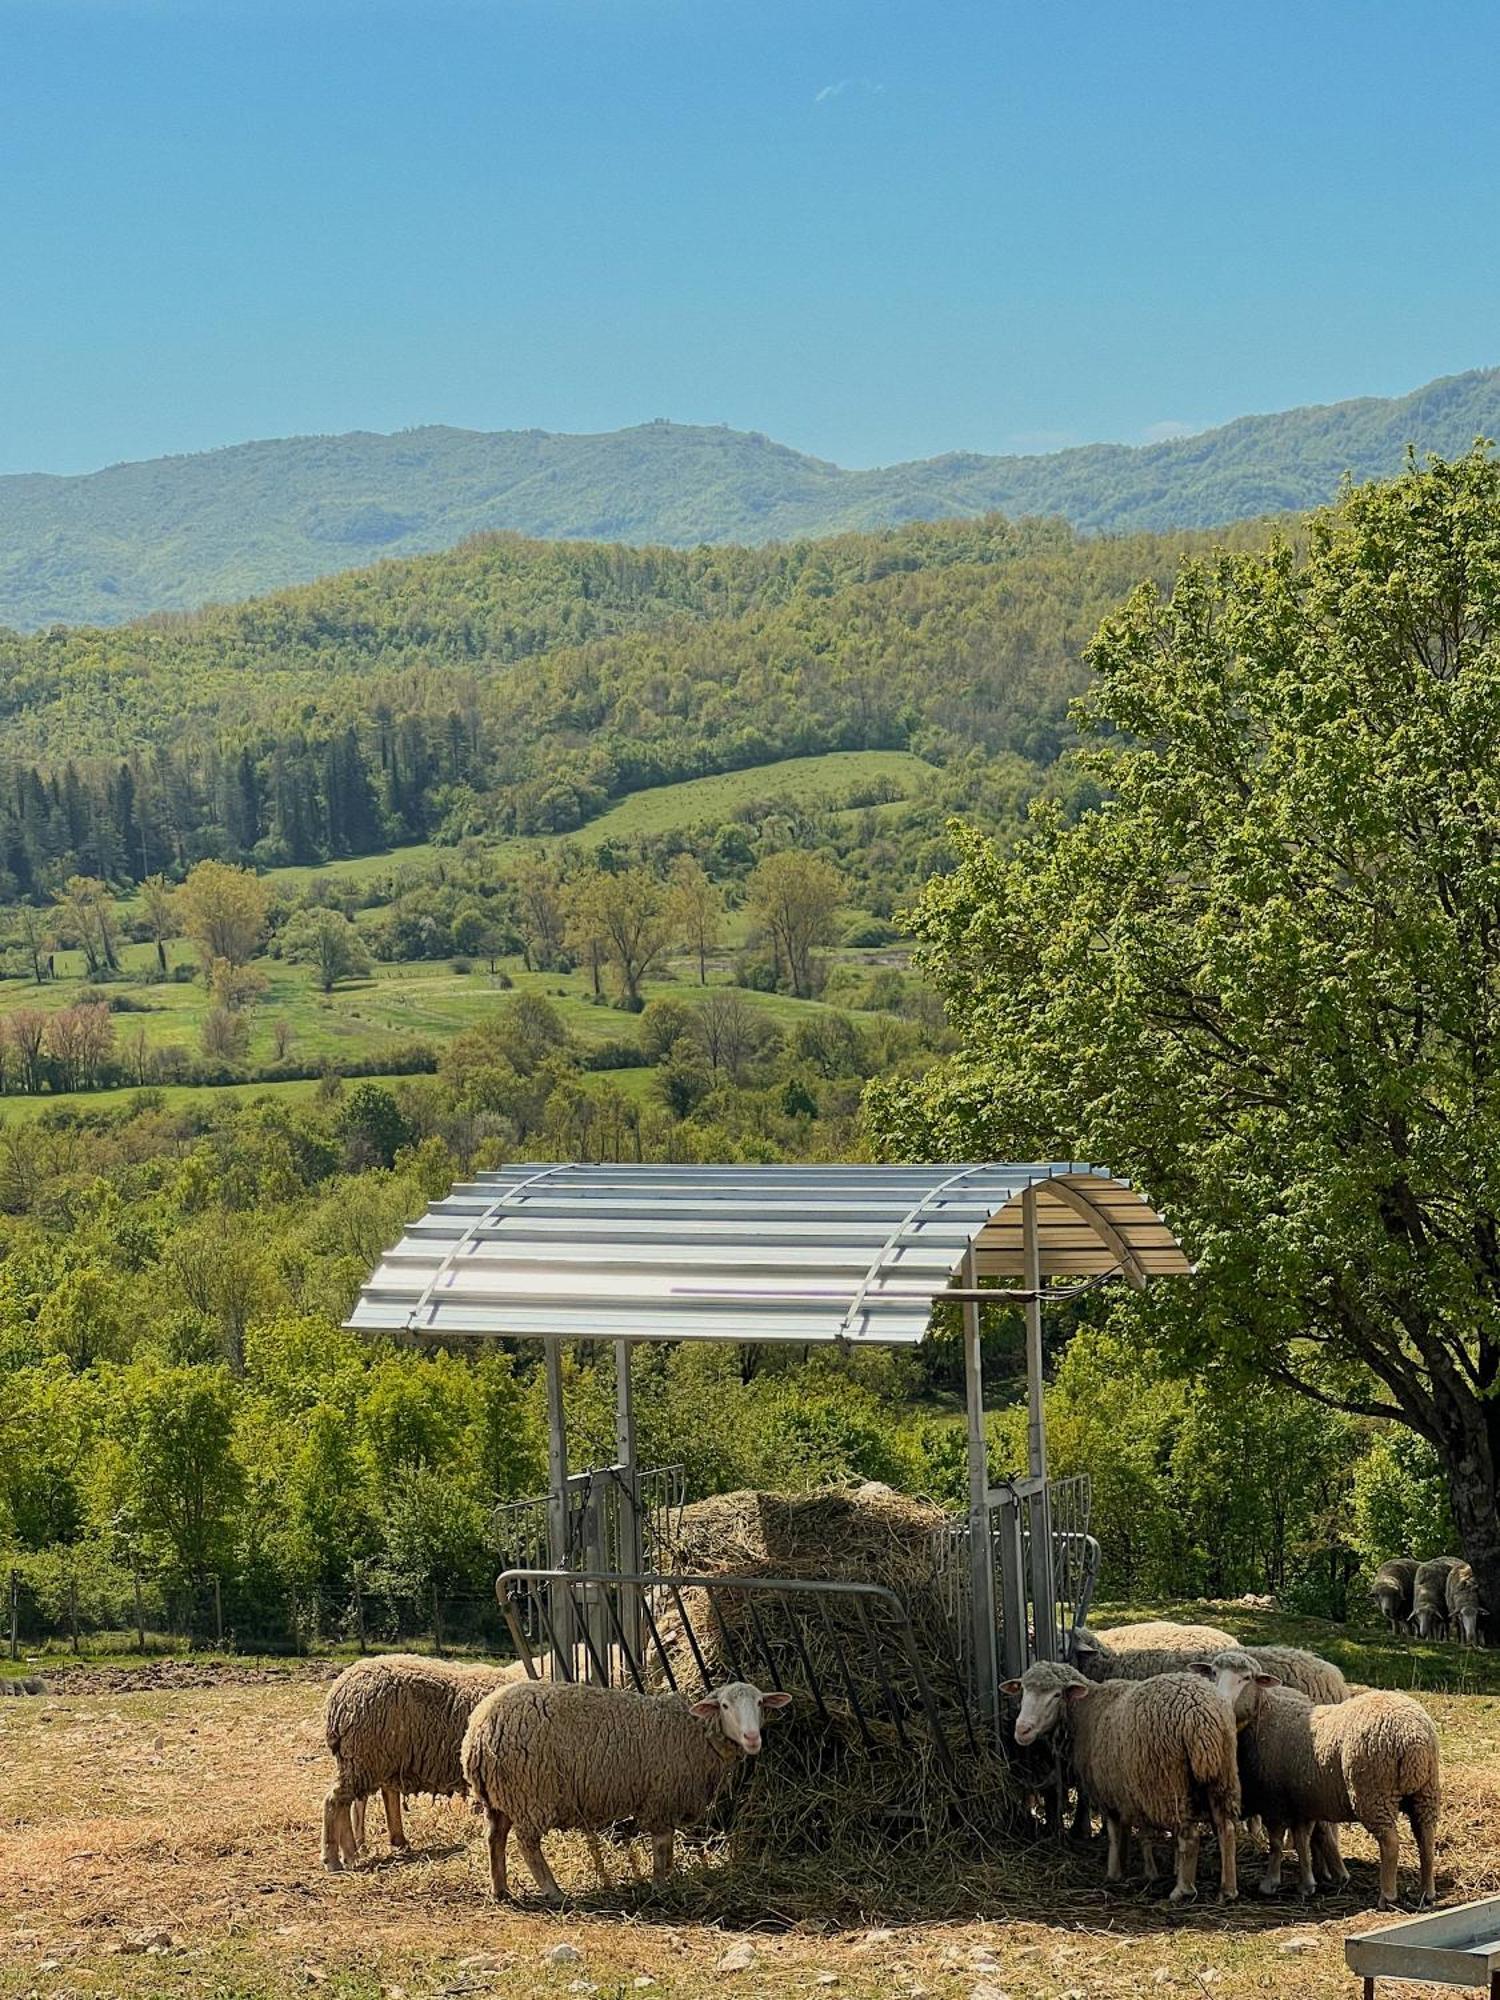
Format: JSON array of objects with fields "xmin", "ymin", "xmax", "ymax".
[
  {"xmin": 2, "ymin": 368, "xmax": 1495, "ymax": 628},
  {"xmin": 0, "ymin": 512, "xmax": 1276, "ymax": 893}
]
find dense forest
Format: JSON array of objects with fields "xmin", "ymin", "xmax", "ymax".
[
  {"xmin": 2, "ymin": 367, "xmax": 1495, "ymax": 626},
  {"xmin": 0, "ymin": 512, "xmax": 1273, "ymax": 890}
]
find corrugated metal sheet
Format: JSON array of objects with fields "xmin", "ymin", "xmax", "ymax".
[{"xmin": 347, "ymin": 1161, "xmax": 1190, "ymax": 1346}]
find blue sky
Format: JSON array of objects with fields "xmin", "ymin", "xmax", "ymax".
[{"xmin": 2, "ymin": 0, "xmax": 1497, "ymax": 474}]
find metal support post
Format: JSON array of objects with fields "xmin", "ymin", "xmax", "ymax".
[
  {"xmin": 961, "ymin": 1248, "xmax": 1000, "ymax": 1739},
  {"xmin": 614, "ymin": 1338, "xmax": 642, "ymax": 1663},
  {"xmin": 1022, "ymin": 1187, "xmax": 1057, "ymax": 1659},
  {"xmin": 543, "ymin": 1337, "xmax": 575, "ymax": 1667}
]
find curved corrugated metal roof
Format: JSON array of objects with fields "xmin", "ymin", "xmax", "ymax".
[{"xmin": 347, "ymin": 1161, "xmax": 1190, "ymax": 1346}]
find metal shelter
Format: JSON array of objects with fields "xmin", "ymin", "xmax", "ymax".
[{"xmin": 348, "ymin": 1161, "xmax": 1191, "ymax": 1735}]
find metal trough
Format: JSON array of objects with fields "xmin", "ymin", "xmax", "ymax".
[{"xmin": 1347, "ymin": 1898, "xmax": 1500, "ymax": 1996}]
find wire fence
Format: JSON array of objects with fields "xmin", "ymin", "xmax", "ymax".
[{"xmin": 3, "ymin": 1566, "xmax": 518, "ymax": 1663}]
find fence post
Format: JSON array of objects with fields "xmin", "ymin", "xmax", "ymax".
[
  {"xmin": 7, "ymin": 1571, "xmax": 17, "ymax": 1662},
  {"xmin": 432, "ymin": 1583, "xmax": 443, "ymax": 1658},
  {"xmin": 213, "ymin": 1575, "xmax": 224, "ymax": 1651},
  {"xmin": 353, "ymin": 1566, "xmax": 367, "ymax": 1654},
  {"xmin": 68, "ymin": 1574, "xmax": 79, "ymax": 1655},
  {"xmin": 132, "ymin": 1562, "xmax": 145, "ymax": 1654}
]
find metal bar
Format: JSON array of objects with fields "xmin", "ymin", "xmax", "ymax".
[
  {"xmin": 543, "ymin": 1338, "xmax": 574, "ymax": 1667},
  {"xmin": 614, "ymin": 1341, "xmax": 642, "ymax": 1662},
  {"xmin": 404, "ymin": 1162, "xmax": 574, "ymax": 1331},
  {"xmin": 667, "ymin": 1582, "xmax": 714, "ymax": 1691},
  {"xmin": 599, "ymin": 1581, "xmax": 647, "ymax": 1693},
  {"xmin": 1023, "ymin": 1188, "xmax": 1055, "ymax": 1663},
  {"xmin": 533, "ymin": 1590, "xmax": 576, "ymax": 1683},
  {"xmin": 568, "ymin": 1579, "xmax": 615, "ymax": 1686},
  {"xmin": 782, "ymin": 1599, "xmax": 831, "ymax": 1724},
  {"xmin": 853, "ymin": 1590, "xmax": 910, "ymax": 1750},
  {"xmin": 815, "ymin": 1592, "xmax": 874, "ymax": 1747},
  {"xmin": 742, "ymin": 1590, "xmax": 784, "ymax": 1692},
  {"xmin": 1044, "ymin": 1179, "xmax": 1148, "ymax": 1289},
  {"xmin": 837, "ymin": 1162, "xmax": 1001, "ymax": 1337},
  {"xmin": 639, "ymin": 1592, "xmax": 680, "ymax": 1694},
  {"xmin": 961, "ymin": 1245, "xmax": 1000, "ymax": 1739},
  {"xmin": 997, "ymin": 1492, "xmax": 1027, "ymax": 1681},
  {"xmin": 707, "ymin": 1589, "xmax": 748, "ymax": 1684}
]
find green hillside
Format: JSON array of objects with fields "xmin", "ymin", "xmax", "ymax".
[{"xmin": 1, "ymin": 367, "xmax": 1495, "ymax": 627}]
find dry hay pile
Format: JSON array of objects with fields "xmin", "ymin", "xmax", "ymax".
[{"xmin": 642, "ymin": 1486, "xmax": 1023, "ymax": 1905}]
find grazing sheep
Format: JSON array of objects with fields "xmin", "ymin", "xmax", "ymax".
[
  {"xmin": 1005, "ymin": 1661, "xmax": 1241, "ymax": 1903},
  {"xmin": 1372, "ymin": 1558, "xmax": 1419, "ymax": 1634},
  {"xmin": 461, "ymin": 1677, "xmax": 792, "ymax": 1901},
  {"xmin": 1409, "ymin": 1558, "xmax": 1463, "ymax": 1641},
  {"xmin": 1071, "ymin": 1620, "xmax": 1238, "ymax": 1682},
  {"xmin": 1198, "ymin": 1649, "xmax": 1440, "ymax": 1909},
  {"xmin": 0, "ymin": 1676, "xmax": 47, "ymax": 1696},
  {"xmin": 322, "ymin": 1654, "xmax": 519, "ymax": 1870},
  {"xmin": 1446, "ymin": 1562, "xmax": 1485, "ymax": 1648}
]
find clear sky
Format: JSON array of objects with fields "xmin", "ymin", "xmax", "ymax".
[{"xmin": 3, "ymin": 0, "xmax": 1497, "ymax": 475}]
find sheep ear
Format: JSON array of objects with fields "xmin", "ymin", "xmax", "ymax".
[
  {"xmin": 1062, "ymin": 1683, "xmax": 1093, "ymax": 1705},
  {"xmin": 1255, "ymin": 1673, "xmax": 1279, "ymax": 1687},
  {"xmin": 1187, "ymin": 1661, "xmax": 1215, "ymax": 1677},
  {"xmin": 760, "ymin": 1691, "xmax": 793, "ymax": 1711},
  {"xmin": 1000, "ymin": 1679, "xmax": 1023, "ymax": 1696},
  {"xmin": 689, "ymin": 1699, "xmax": 719, "ymax": 1720}
]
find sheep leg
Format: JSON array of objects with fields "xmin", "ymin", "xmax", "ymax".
[
  {"xmin": 585, "ymin": 1832, "xmax": 610, "ymax": 1886},
  {"xmin": 1313, "ymin": 1821, "xmax": 1348, "ymax": 1885},
  {"xmin": 484, "ymin": 1807, "xmax": 511, "ymax": 1901},
  {"xmin": 651, "ymin": 1830, "xmax": 675, "ymax": 1884},
  {"xmin": 1258, "ymin": 1823, "xmax": 1287, "ymax": 1897},
  {"xmin": 350, "ymin": 1797, "xmax": 366, "ymax": 1851},
  {"xmin": 321, "ymin": 1793, "xmax": 346, "ymax": 1871},
  {"xmin": 1169, "ymin": 1830, "xmax": 1200, "ymax": 1904},
  {"xmin": 1069, "ymin": 1785, "xmax": 1093, "ymax": 1841},
  {"xmin": 1103, "ymin": 1811, "xmax": 1127, "ymax": 1884},
  {"xmin": 1373, "ymin": 1824, "xmax": 1402, "ymax": 1910},
  {"xmin": 1210, "ymin": 1801, "xmax": 1239, "ymax": 1903},
  {"xmin": 516, "ymin": 1830, "xmax": 563, "ymax": 1904},
  {"xmin": 381, "ymin": 1785, "xmax": 408, "ymax": 1850},
  {"xmin": 1292, "ymin": 1822, "xmax": 1318, "ymax": 1898},
  {"xmin": 1408, "ymin": 1793, "xmax": 1439, "ymax": 1907}
]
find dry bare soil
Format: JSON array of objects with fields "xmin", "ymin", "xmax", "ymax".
[{"xmin": 2, "ymin": 1659, "xmax": 1499, "ymax": 2000}]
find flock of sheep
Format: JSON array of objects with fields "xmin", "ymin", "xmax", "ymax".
[
  {"xmin": 1372, "ymin": 1555, "xmax": 1485, "ymax": 1644},
  {"xmin": 319, "ymin": 1612, "xmax": 1441, "ymax": 1912},
  {"xmin": 1010, "ymin": 1618, "xmax": 1440, "ymax": 1910}
]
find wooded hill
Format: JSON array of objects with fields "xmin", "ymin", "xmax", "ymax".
[
  {"xmin": 2, "ymin": 367, "xmax": 1495, "ymax": 627},
  {"xmin": 0, "ymin": 512, "xmax": 1277, "ymax": 895}
]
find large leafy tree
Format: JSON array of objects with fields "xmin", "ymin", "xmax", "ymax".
[{"xmin": 868, "ymin": 450, "xmax": 1500, "ymax": 1608}]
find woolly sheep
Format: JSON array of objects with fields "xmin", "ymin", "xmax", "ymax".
[
  {"xmin": 1446, "ymin": 1561, "xmax": 1485, "ymax": 1648},
  {"xmin": 1241, "ymin": 1645, "xmax": 1348, "ymax": 1706},
  {"xmin": 322, "ymin": 1653, "xmax": 520, "ymax": 1870},
  {"xmin": 1198, "ymin": 1648, "xmax": 1440, "ymax": 1909},
  {"xmin": 1409, "ymin": 1557, "xmax": 1462, "ymax": 1641},
  {"xmin": 461, "ymin": 1677, "xmax": 792, "ymax": 1901},
  {"xmin": 1071, "ymin": 1619, "xmax": 1239, "ymax": 1682},
  {"xmin": 1372, "ymin": 1558, "xmax": 1419, "ymax": 1634},
  {"xmin": 0, "ymin": 1676, "xmax": 47, "ymax": 1696},
  {"xmin": 1005, "ymin": 1660, "xmax": 1241, "ymax": 1903}
]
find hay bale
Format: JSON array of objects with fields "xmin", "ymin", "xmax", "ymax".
[{"xmin": 639, "ymin": 1486, "xmax": 1020, "ymax": 1878}]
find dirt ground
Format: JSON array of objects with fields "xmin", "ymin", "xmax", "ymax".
[{"xmin": 1, "ymin": 1664, "xmax": 1498, "ymax": 2000}]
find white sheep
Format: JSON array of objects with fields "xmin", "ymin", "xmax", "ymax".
[
  {"xmin": 1445, "ymin": 1562, "xmax": 1485, "ymax": 1648},
  {"xmin": 460, "ymin": 1677, "xmax": 791, "ymax": 1901},
  {"xmin": 1197, "ymin": 1648, "xmax": 1440, "ymax": 1909},
  {"xmin": 1005, "ymin": 1660, "xmax": 1241, "ymax": 1903},
  {"xmin": 1409, "ymin": 1557, "xmax": 1462, "ymax": 1640},
  {"xmin": 1371, "ymin": 1558, "xmax": 1418, "ymax": 1634},
  {"xmin": 1071, "ymin": 1619, "xmax": 1238, "ymax": 1681},
  {"xmin": 321, "ymin": 1653, "xmax": 522, "ymax": 1870},
  {"xmin": 1240, "ymin": 1644, "xmax": 1348, "ymax": 1705}
]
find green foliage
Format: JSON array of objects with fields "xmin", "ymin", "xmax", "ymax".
[
  {"xmin": 1351, "ymin": 1430, "xmax": 1456, "ymax": 1568},
  {"xmin": 871, "ymin": 447, "xmax": 1500, "ymax": 1600},
  {"xmin": 2, "ymin": 373, "xmax": 1496, "ymax": 628}
]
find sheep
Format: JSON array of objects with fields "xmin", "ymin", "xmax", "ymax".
[
  {"xmin": 461, "ymin": 1677, "xmax": 791, "ymax": 1901},
  {"xmin": 1197, "ymin": 1649, "xmax": 1440, "ymax": 1909},
  {"xmin": 1004, "ymin": 1660, "xmax": 1241, "ymax": 1903},
  {"xmin": 1371, "ymin": 1558, "xmax": 1419, "ymax": 1634},
  {"xmin": 1446, "ymin": 1561, "xmax": 1485, "ymax": 1648},
  {"xmin": 1409, "ymin": 1557, "xmax": 1463, "ymax": 1641},
  {"xmin": 1071, "ymin": 1619, "xmax": 1239, "ymax": 1682},
  {"xmin": 1242, "ymin": 1645, "xmax": 1348, "ymax": 1706},
  {"xmin": 322, "ymin": 1653, "xmax": 523, "ymax": 1870},
  {"xmin": 0, "ymin": 1676, "xmax": 47, "ymax": 1696}
]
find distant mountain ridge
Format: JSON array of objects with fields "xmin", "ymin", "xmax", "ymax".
[{"xmin": 1, "ymin": 367, "xmax": 1496, "ymax": 629}]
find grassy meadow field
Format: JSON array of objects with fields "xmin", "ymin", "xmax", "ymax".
[{"xmin": 2, "ymin": 1606, "xmax": 1496, "ymax": 2000}]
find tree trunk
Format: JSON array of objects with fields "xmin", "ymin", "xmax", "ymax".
[{"xmin": 1437, "ymin": 1394, "xmax": 1500, "ymax": 1619}]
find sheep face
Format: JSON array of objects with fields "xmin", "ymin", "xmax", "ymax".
[
  {"xmin": 688, "ymin": 1681, "xmax": 792, "ymax": 1755},
  {"xmin": 1456, "ymin": 1603, "xmax": 1483, "ymax": 1647},
  {"xmin": 1191, "ymin": 1649, "xmax": 1277, "ymax": 1722},
  {"xmin": 1003, "ymin": 1662, "xmax": 1091, "ymax": 1746},
  {"xmin": 1409, "ymin": 1605, "xmax": 1446, "ymax": 1641}
]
